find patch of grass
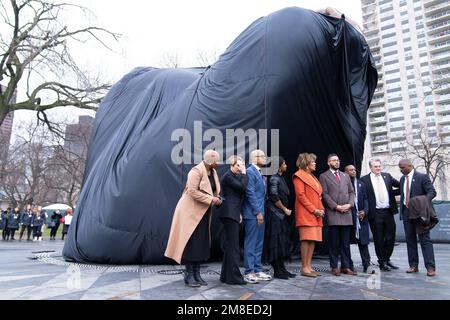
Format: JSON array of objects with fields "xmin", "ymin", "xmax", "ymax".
[{"xmin": 42, "ymin": 225, "xmax": 64, "ymax": 239}]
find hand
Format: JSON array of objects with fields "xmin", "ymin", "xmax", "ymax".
[
  {"xmin": 358, "ymin": 211, "xmax": 365, "ymax": 220},
  {"xmin": 284, "ymin": 208, "xmax": 292, "ymax": 216},
  {"xmin": 314, "ymin": 209, "xmax": 323, "ymax": 217},
  {"xmin": 212, "ymin": 197, "xmax": 222, "ymax": 205},
  {"xmin": 256, "ymin": 213, "xmax": 264, "ymax": 225}
]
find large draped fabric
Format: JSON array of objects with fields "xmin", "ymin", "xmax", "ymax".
[{"xmin": 63, "ymin": 7, "xmax": 377, "ymax": 264}]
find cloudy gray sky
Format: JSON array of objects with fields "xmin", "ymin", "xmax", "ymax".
[{"xmin": 12, "ymin": 0, "xmax": 364, "ymax": 132}]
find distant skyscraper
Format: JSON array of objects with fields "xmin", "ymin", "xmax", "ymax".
[
  {"xmin": 361, "ymin": 0, "xmax": 449, "ymax": 199},
  {"xmin": 64, "ymin": 115, "xmax": 94, "ymax": 156}
]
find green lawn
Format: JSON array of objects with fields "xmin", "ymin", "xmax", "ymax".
[{"xmin": 42, "ymin": 225, "xmax": 64, "ymax": 239}]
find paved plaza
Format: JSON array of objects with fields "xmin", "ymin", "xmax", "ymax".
[{"xmin": 1, "ymin": 240, "xmax": 449, "ymax": 300}]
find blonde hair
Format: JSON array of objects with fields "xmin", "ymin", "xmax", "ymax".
[
  {"xmin": 228, "ymin": 155, "xmax": 244, "ymax": 166},
  {"xmin": 296, "ymin": 153, "xmax": 317, "ymax": 170}
]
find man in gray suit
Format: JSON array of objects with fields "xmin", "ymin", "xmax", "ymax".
[{"xmin": 320, "ymin": 154, "xmax": 356, "ymax": 276}]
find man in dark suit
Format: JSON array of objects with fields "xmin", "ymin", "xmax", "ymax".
[
  {"xmin": 320, "ymin": 154, "xmax": 356, "ymax": 276},
  {"xmin": 361, "ymin": 158, "xmax": 400, "ymax": 271},
  {"xmin": 345, "ymin": 165, "xmax": 371, "ymax": 273},
  {"xmin": 220, "ymin": 156, "xmax": 249, "ymax": 285},
  {"xmin": 398, "ymin": 159, "xmax": 437, "ymax": 277},
  {"xmin": 242, "ymin": 150, "xmax": 271, "ymax": 283}
]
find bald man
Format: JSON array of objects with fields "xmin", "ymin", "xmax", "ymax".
[
  {"xmin": 242, "ymin": 150, "xmax": 272, "ymax": 283},
  {"xmin": 398, "ymin": 159, "xmax": 437, "ymax": 276}
]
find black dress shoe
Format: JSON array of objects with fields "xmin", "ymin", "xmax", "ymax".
[
  {"xmin": 386, "ymin": 261, "xmax": 399, "ymax": 269},
  {"xmin": 379, "ymin": 264, "xmax": 391, "ymax": 271}
]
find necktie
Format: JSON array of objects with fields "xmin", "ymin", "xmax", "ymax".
[
  {"xmin": 334, "ymin": 171, "xmax": 340, "ymax": 183},
  {"xmin": 405, "ymin": 175, "xmax": 410, "ymax": 208},
  {"xmin": 376, "ymin": 175, "xmax": 386, "ymax": 203}
]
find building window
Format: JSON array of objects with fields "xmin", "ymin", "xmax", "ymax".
[{"xmin": 381, "ymin": 23, "xmax": 395, "ymax": 31}]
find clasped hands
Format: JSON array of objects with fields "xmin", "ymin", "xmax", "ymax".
[{"xmin": 336, "ymin": 204, "xmax": 351, "ymax": 213}]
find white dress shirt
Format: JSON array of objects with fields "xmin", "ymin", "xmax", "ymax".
[
  {"xmin": 403, "ymin": 169, "xmax": 414, "ymax": 206},
  {"xmin": 370, "ymin": 172, "xmax": 390, "ymax": 209}
]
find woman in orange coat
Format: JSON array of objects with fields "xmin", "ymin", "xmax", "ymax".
[{"xmin": 293, "ymin": 153, "xmax": 325, "ymax": 277}]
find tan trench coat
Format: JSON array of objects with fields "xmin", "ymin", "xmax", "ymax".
[{"xmin": 164, "ymin": 161, "xmax": 221, "ymax": 264}]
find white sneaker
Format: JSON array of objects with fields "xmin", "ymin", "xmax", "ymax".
[
  {"xmin": 255, "ymin": 272, "xmax": 272, "ymax": 281},
  {"xmin": 243, "ymin": 273, "xmax": 259, "ymax": 284}
]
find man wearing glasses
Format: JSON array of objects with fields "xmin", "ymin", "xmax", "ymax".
[{"xmin": 242, "ymin": 150, "xmax": 272, "ymax": 283}]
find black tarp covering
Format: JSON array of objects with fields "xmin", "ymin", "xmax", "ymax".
[{"xmin": 63, "ymin": 7, "xmax": 377, "ymax": 264}]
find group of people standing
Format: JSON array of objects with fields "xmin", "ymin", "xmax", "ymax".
[
  {"xmin": 0, "ymin": 205, "xmax": 73, "ymax": 241},
  {"xmin": 165, "ymin": 149, "xmax": 438, "ymax": 288}
]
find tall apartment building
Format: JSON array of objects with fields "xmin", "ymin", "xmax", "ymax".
[{"xmin": 361, "ymin": 0, "xmax": 450, "ymax": 199}]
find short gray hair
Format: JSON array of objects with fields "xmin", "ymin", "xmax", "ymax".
[
  {"xmin": 369, "ymin": 158, "xmax": 382, "ymax": 168},
  {"xmin": 203, "ymin": 150, "xmax": 220, "ymax": 165}
]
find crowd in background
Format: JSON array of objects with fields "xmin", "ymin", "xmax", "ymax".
[{"xmin": 0, "ymin": 205, "xmax": 73, "ymax": 241}]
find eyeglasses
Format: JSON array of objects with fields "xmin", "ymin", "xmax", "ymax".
[{"xmin": 256, "ymin": 155, "xmax": 266, "ymax": 158}]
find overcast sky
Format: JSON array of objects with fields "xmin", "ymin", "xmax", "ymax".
[{"xmin": 12, "ymin": 0, "xmax": 363, "ymax": 131}]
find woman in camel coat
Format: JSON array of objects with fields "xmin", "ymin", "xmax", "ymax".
[
  {"xmin": 293, "ymin": 153, "xmax": 324, "ymax": 278},
  {"xmin": 165, "ymin": 150, "xmax": 222, "ymax": 287}
]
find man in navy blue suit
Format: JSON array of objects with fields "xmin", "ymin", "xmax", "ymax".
[
  {"xmin": 242, "ymin": 150, "xmax": 272, "ymax": 283},
  {"xmin": 345, "ymin": 165, "xmax": 372, "ymax": 274},
  {"xmin": 398, "ymin": 159, "xmax": 437, "ymax": 277}
]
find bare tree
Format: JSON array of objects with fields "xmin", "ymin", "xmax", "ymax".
[
  {"xmin": 392, "ymin": 124, "xmax": 450, "ymax": 185},
  {"xmin": 196, "ymin": 49, "xmax": 218, "ymax": 67},
  {"xmin": 1, "ymin": 121, "xmax": 54, "ymax": 206},
  {"xmin": 44, "ymin": 119, "xmax": 91, "ymax": 206},
  {"xmin": 159, "ymin": 52, "xmax": 180, "ymax": 68},
  {"xmin": 0, "ymin": 0, "xmax": 121, "ymax": 128},
  {"xmin": 1, "ymin": 117, "xmax": 91, "ymax": 207}
]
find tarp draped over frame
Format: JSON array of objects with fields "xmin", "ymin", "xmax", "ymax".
[{"xmin": 63, "ymin": 7, "xmax": 377, "ymax": 264}]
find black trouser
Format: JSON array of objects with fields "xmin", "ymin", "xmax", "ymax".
[
  {"xmin": 19, "ymin": 225, "xmax": 33, "ymax": 240},
  {"xmin": 369, "ymin": 209, "xmax": 396, "ymax": 265},
  {"xmin": 50, "ymin": 223, "xmax": 60, "ymax": 238},
  {"xmin": 349, "ymin": 241, "xmax": 371, "ymax": 270},
  {"xmin": 357, "ymin": 242, "xmax": 371, "ymax": 269},
  {"xmin": 403, "ymin": 213, "xmax": 435, "ymax": 270},
  {"xmin": 328, "ymin": 226, "xmax": 352, "ymax": 269},
  {"xmin": 6, "ymin": 228, "xmax": 17, "ymax": 239},
  {"xmin": 220, "ymin": 218, "xmax": 244, "ymax": 284},
  {"xmin": 33, "ymin": 226, "xmax": 42, "ymax": 238}
]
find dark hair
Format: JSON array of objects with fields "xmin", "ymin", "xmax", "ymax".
[
  {"xmin": 327, "ymin": 153, "xmax": 338, "ymax": 161},
  {"xmin": 278, "ymin": 156, "xmax": 285, "ymax": 169}
]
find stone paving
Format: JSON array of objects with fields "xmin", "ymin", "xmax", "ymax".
[{"xmin": 1, "ymin": 240, "xmax": 449, "ymax": 300}]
